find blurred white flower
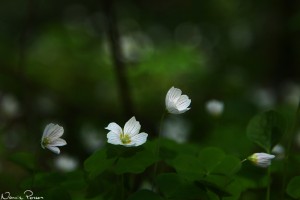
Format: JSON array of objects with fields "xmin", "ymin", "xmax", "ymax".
[
  {"xmin": 271, "ymin": 144, "xmax": 285, "ymax": 159},
  {"xmin": 41, "ymin": 123, "xmax": 67, "ymax": 154},
  {"xmin": 205, "ymin": 99, "xmax": 224, "ymax": 117},
  {"xmin": 281, "ymin": 82, "xmax": 300, "ymax": 107},
  {"xmin": 162, "ymin": 116, "xmax": 190, "ymax": 143},
  {"xmin": 1, "ymin": 94, "xmax": 20, "ymax": 118},
  {"xmin": 251, "ymin": 88, "xmax": 275, "ymax": 109},
  {"xmin": 54, "ymin": 154, "xmax": 78, "ymax": 172},
  {"xmin": 105, "ymin": 116, "xmax": 148, "ymax": 147},
  {"xmin": 165, "ymin": 87, "xmax": 191, "ymax": 114},
  {"xmin": 247, "ymin": 153, "xmax": 275, "ymax": 168},
  {"xmin": 80, "ymin": 125, "xmax": 104, "ymax": 153}
]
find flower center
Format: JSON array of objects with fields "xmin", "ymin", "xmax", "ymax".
[
  {"xmin": 120, "ymin": 133, "xmax": 131, "ymax": 144},
  {"xmin": 42, "ymin": 137, "xmax": 51, "ymax": 147}
]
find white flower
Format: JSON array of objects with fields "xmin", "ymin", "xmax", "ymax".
[
  {"xmin": 1, "ymin": 94, "xmax": 20, "ymax": 118},
  {"xmin": 247, "ymin": 153, "xmax": 275, "ymax": 168},
  {"xmin": 54, "ymin": 154, "xmax": 78, "ymax": 172},
  {"xmin": 105, "ymin": 116, "xmax": 148, "ymax": 147},
  {"xmin": 205, "ymin": 99, "xmax": 224, "ymax": 117},
  {"xmin": 271, "ymin": 144, "xmax": 285, "ymax": 159},
  {"xmin": 41, "ymin": 123, "xmax": 67, "ymax": 154},
  {"xmin": 162, "ymin": 116, "xmax": 190, "ymax": 143},
  {"xmin": 165, "ymin": 87, "xmax": 191, "ymax": 114}
]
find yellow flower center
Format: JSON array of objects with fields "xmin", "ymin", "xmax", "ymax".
[
  {"xmin": 248, "ymin": 154, "xmax": 258, "ymax": 164},
  {"xmin": 120, "ymin": 133, "xmax": 131, "ymax": 144},
  {"xmin": 42, "ymin": 137, "xmax": 51, "ymax": 147}
]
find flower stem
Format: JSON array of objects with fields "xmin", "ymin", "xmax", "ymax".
[{"xmin": 152, "ymin": 111, "xmax": 167, "ymax": 190}]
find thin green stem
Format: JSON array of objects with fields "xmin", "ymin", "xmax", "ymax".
[
  {"xmin": 282, "ymin": 99, "xmax": 300, "ymax": 198},
  {"xmin": 152, "ymin": 111, "xmax": 167, "ymax": 191}
]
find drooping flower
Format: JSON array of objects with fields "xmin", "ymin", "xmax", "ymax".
[
  {"xmin": 165, "ymin": 86, "xmax": 191, "ymax": 114},
  {"xmin": 105, "ymin": 116, "xmax": 148, "ymax": 147},
  {"xmin": 205, "ymin": 99, "xmax": 224, "ymax": 117},
  {"xmin": 247, "ymin": 153, "xmax": 275, "ymax": 168},
  {"xmin": 41, "ymin": 123, "xmax": 67, "ymax": 154}
]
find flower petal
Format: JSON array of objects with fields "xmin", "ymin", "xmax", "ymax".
[
  {"xmin": 46, "ymin": 146, "xmax": 60, "ymax": 154},
  {"xmin": 105, "ymin": 122, "xmax": 122, "ymax": 135},
  {"xmin": 42, "ymin": 123, "xmax": 55, "ymax": 138},
  {"xmin": 176, "ymin": 95, "xmax": 191, "ymax": 111},
  {"xmin": 165, "ymin": 87, "xmax": 182, "ymax": 107},
  {"xmin": 45, "ymin": 124, "xmax": 64, "ymax": 139},
  {"xmin": 124, "ymin": 117, "xmax": 141, "ymax": 137},
  {"xmin": 107, "ymin": 131, "xmax": 122, "ymax": 145},
  {"xmin": 49, "ymin": 138, "xmax": 67, "ymax": 147},
  {"xmin": 130, "ymin": 133, "xmax": 148, "ymax": 146}
]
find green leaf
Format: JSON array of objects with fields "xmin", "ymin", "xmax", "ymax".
[
  {"xmin": 197, "ymin": 147, "xmax": 225, "ymax": 173},
  {"xmin": 84, "ymin": 148, "xmax": 116, "ymax": 179},
  {"xmin": 9, "ymin": 152, "xmax": 36, "ymax": 171},
  {"xmin": 112, "ymin": 141, "xmax": 157, "ymax": 174},
  {"xmin": 127, "ymin": 190, "xmax": 163, "ymax": 200},
  {"xmin": 212, "ymin": 155, "xmax": 241, "ymax": 176},
  {"xmin": 195, "ymin": 180, "xmax": 232, "ymax": 198},
  {"xmin": 247, "ymin": 110, "xmax": 286, "ymax": 152},
  {"xmin": 156, "ymin": 173, "xmax": 209, "ymax": 200},
  {"xmin": 167, "ymin": 154, "xmax": 206, "ymax": 180},
  {"xmin": 114, "ymin": 148, "xmax": 157, "ymax": 174},
  {"xmin": 168, "ymin": 147, "xmax": 241, "ymax": 180},
  {"xmin": 287, "ymin": 176, "xmax": 300, "ymax": 199}
]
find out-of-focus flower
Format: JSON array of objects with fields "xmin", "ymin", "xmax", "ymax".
[
  {"xmin": 247, "ymin": 153, "xmax": 275, "ymax": 168},
  {"xmin": 251, "ymin": 88, "xmax": 275, "ymax": 109},
  {"xmin": 105, "ymin": 116, "xmax": 148, "ymax": 147},
  {"xmin": 54, "ymin": 154, "xmax": 78, "ymax": 172},
  {"xmin": 162, "ymin": 116, "xmax": 190, "ymax": 143},
  {"xmin": 1, "ymin": 94, "xmax": 20, "ymax": 118},
  {"xmin": 205, "ymin": 99, "xmax": 224, "ymax": 117},
  {"xmin": 80, "ymin": 125, "xmax": 104, "ymax": 153},
  {"xmin": 281, "ymin": 82, "xmax": 300, "ymax": 107},
  {"xmin": 165, "ymin": 87, "xmax": 191, "ymax": 114},
  {"xmin": 41, "ymin": 123, "xmax": 67, "ymax": 154},
  {"xmin": 271, "ymin": 144, "xmax": 285, "ymax": 159}
]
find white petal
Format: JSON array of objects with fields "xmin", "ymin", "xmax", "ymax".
[
  {"xmin": 124, "ymin": 117, "xmax": 141, "ymax": 137},
  {"xmin": 49, "ymin": 138, "xmax": 67, "ymax": 147},
  {"xmin": 46, "ymin": 146, "xmax": 60, "ymax": 154},
  {"xmin": 45, "ymin": 124, "xmax": 64, "ymax": 139},
  {"xmin": 107, "ymin": 131, "xmax": 122, "ymax": 145},
  {"xmin": 42, "ymin": 123, "xmax": 55, "ymax": 138},
  {"xmin": 105, "ymin": 122, "xmax": 122, "ymax": 135},
  {"xmin": 166, "ymin": 105, "xmax": 180, "ymax": 114},
  {"xmin": 130, "ymin": 133, "xmax": 148, "ymax": 146},
  {"xmin": 166, "ymin": 87, "xmax": 182, "ymax": 106},
  {"xmin": 176, "ymin": 95, "xmax": 191, "ymax": 111}
]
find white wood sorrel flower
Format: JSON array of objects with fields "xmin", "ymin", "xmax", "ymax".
[
  {"xmin": 247, "ymin": 153, "xmax": 275, "ymax": 168},
  {"xmin": 41, "ymin": 123, "xmax": 67, "ymax": 154},
  {"xmin": 165, "ymin": 86, "xmax": 191, "ymax": 114},
  {"xmin": 105, "ymin": 116, "xmax": 148, "ymax": 147}
]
